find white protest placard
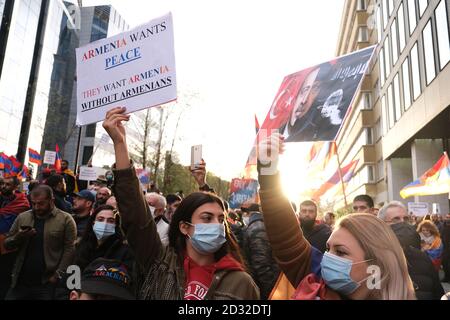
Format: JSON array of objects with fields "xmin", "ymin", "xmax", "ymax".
[
  {"xmin": 79, "ymin": 166, "xmax": 99, "ymax": 181},
  {"xmin": 76, "ymin": 12, "xmax": 177, "ymax": 126},
  {"xmin": 407, "ymin": 202, "xmax": 430, "ymax": 216},
  {"xmin": 43, "ymin": 151, "xmax": 56, "ymax": 165},
  {"xmin": 22, "ymin": 182, "xmax": 30, "ymax": 193}
]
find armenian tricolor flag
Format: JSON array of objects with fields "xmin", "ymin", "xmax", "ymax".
[
  {"xmin": 400, "ymin": 153, "xmax": 450, "ymax": 199},
  {"xmin": 18, "ymin": 165, "xmax": 30, "ymax": 179},
  {"xmin": 306, "ymin": 141, "xmax": 337, "ymax": 171},
  {"xmin": 28, "ymin": 148, "xmax": 42, "ymax": 165},
  {"xmin": 8, "ymin": 155, "xmax": 21, "ymax": 175},
  {"xmin": 312, "ymin": 159, "xmax": 359, "ymax": 201}
]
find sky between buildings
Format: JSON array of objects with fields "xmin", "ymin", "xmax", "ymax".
[{"xmin": 83, "ymin": 0, "xmax": 345, "ymax": 201}]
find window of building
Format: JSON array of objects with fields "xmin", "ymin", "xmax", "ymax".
[
  {"xmin": 377, "ymin": 2, "xmax": 384, "ymax": 41},
  {"xmin": 394, "ymin": 73, "xmax": 402, "ymax": 121},
  {"xmin": 398, "ymin": 3, "xmax": 406, "ymax": 53},
  {"xmin": 361, "ymin": 92, "xmax": 373, "ymax": 110},
  {"xmin": 388, "ymin": 0, "xmax": 395, "ymax": 16},
  {"xmin": 388, "ymin": 84, "xmax": 395, "ymax": 128},
  {"xmin": 374, "ymin": 118, "xmax": 382, "ymax": 142},
  {"xmin": 358, "ymin": 26, "xmax": 369, "ymax": 42},
  {"xmin": 408, "ymin": 0, "xmax": 418, "ymax": 35},
  {"xmin": 365, "ymin": 127, "xmax": 374, "ymax": 145},
  {"xmin": 381, "ymin": 95, "xmax": 388, "ymax": 135},
  {"xmin": 357, "ymin": 0, "xmax": 367, "ymax": 11},
  {"xmin": 385, "ymin": 36, "xmax": 391, "ymax": 76},
  {"xmin": 377, "ymin": 160, "xmax": 385, "ymax": 181},
  {"xmin": 383, "ymin": 0, "xmax": 390, "ymax": 29},
  {"xmin": 82, "ymin": 146, "xmax": 94, "ymax": 165},
  {"xmin": 419, "ymin": 0, "xmax": 428, "ymax": 17},
  {"xmin": 85, "ymin": 124, "xmax": 96, "ymax": 137},
  {"xmin": 391, "ymin": 18, "xmax": 399, "ymax": 65},
  {"xmin": 435, "ymin": 0, "xmax": 450, "ymax": 69},
  {"xmin": 402, "ymin": 57, "xmax": 412, "ymax": 110},
  {"xmin": 423, "ymin": 19, "xmax": 436, "ymax": 85},
  {"xmin": 367, "ymin": 165, "xmax": 376, "ymax": 183},
  {"xmin": 379, "ymin": 47, "xmax": 386, "ymax": 87},
  {"xmin": 411, "ymin": 42, "xmax": 421, "ymax": 100}
]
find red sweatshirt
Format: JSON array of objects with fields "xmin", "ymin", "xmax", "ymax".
[{"xmin": 183, "ymin": 254, "xmax": 243, "ymax": 300}]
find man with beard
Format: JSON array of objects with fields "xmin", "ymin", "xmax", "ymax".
[
  {"xmin": 72, "ymin": 190, "xmax": 95, "ymax": 239},
  {"xmin": 94, "ymin": 187, "xmax": 111, "ymax": 209},
  {"xmin": 4, "ymin": 185, "xmax": 76, "ymax": 300},
  {"xmin": 297, "ymin": 200, "xmax": 331, "ymax": 253}
]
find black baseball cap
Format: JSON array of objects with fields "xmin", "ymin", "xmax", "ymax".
[{"xmin": 80, "ymin": 258, "xmax": 135, "ymax": 300}]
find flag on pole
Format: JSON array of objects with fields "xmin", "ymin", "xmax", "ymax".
[
  {"xmin": 0, "ymin": 153, "xmax": 12, "ymax": 174},
  {"xmin": 312, "ymin": 159, "xmax": 359, "ymax": 201},
  {"xmin": 18, "ymin": 165, "xmax": 30, "ymax": 179},
  {"xmin": 400, "ymin": 153, "xmax": 450, "ymax": 199},
  {"xmin": 28, "ymin": 148, "xmax": 42, "ymax": 165},
  {"xmin": 55, "ymin": 144, "xmax": 62, "ymax": 172},
  {"xmin": 306, "ymin": 141, "xmax": 337, "ymax": 171},
  {"xmin": 8, "ymin": 156, "xmax": 21, "ymax": 175},
  {"xmin": 255, "ymin": 114, "xmax": 260, "ymax": 135},
  {"xmin": 0, "ymin": 154, "xmax": 5, "ymax": 170}
]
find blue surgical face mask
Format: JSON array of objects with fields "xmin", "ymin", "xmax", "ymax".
[
  {"xmin": 93, "ymin": 221, "xmax": 116, "ymax": 240},
  {"xmin": 185, "ymin": 222, "xmax": 227, "ymax": 255},
  {"xmin": 320, "ymin": 252, "xmax": 372, "ymax": 296}
]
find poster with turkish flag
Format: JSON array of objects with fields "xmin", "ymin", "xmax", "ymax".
[{"xmin": 260, "ymin": 45, "xmax": 376, "ymax": 143}]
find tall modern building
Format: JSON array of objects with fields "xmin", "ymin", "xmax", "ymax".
[
  {"xmin": 335, "ymin": 0, "xmax": 450, "ymax": 213},
  {"xmin": 42, "ymin": 5, "xmax": 129, "ymax": 170},
  {"xmin": 0, "ymin": 0, "xmax": 78, "ymax": 168},
  {"xmin": 0, "ymin": 1, "xmax": 129, "ymax": 176}
]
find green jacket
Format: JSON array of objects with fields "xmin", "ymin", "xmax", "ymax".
[
  {"xmin": 113, "ymin": 166, "xmax": 260, "ymax": 300},
  {"xmin": 5, "ymin": 207, "xmax": 77, "ymax": 288}
]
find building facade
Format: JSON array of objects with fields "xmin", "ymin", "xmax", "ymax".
[{"xmin": 335, "ymin": 0, "xmax": 450, "ymax": 213}]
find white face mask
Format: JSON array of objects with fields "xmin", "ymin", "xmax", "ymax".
[
  {"xmin": 93, "ymin": 221, "xmax": 115, "ymax": 240},
  {"xmin": 243, "ymin": 217, "xmax": 250, "ymax": 225}
]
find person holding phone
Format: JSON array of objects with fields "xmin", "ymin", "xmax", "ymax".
[
  {"xmin": 102, "ymin": 107, "xmax": 259, "ymax": 300},
  {"xmin": 4, "ymin": 185, "xmax": 77, "ymax": 300}
]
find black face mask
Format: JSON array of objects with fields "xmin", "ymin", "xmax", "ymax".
[
  {"xmin": 300, "ymin": 218, "xmax": 315, "ymax": 231},
  {"xmin": 391, "ymin": 222, "xmax": 421, "ymax": 250}
]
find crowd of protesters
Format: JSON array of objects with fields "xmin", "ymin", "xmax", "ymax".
[{"xmin": 0, "ymin": 107, "xmax": 449, "ymax": 300}]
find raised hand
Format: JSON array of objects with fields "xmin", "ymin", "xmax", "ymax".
[
  {"xmin": 102, "ymin": 107, "xmax": 130, "ymax": 144},
  {"xmin": 190, "ymin": 159, "xmax": 207, "ymax": 187},
  {"xmin": 257, "ymin": 132, "xmax": 285, "ymax": 175}
]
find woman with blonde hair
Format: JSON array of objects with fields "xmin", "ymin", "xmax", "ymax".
[
  {"xmin": 417, "ymin": 220, "xmax": 443, "ymax": 271},
  {"xmin": 258, "ymin": 133, "xmax": 416, "ymax": 300}
]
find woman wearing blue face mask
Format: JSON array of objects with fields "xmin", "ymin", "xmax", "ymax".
[
  {"xmin": 74, "ymin": 205, "xmax": 135, "ymax": 275},
  {"xmin": 102, "ymin": 107, "xmax": 259, "ymax": 300},
  {"xmin": 257, "ymin": 133, "xmax": 416, "ymax": 300}
]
